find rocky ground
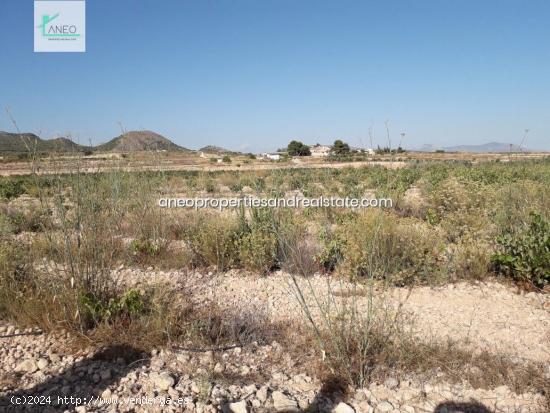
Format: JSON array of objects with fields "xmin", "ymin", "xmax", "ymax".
[
  {"xmin": 1, "ymin": 270, "xmax": 549, "ymax": 412},
  {"xmin": 116, "ymin": 268, "xmax": 549, "ymax": 362}
]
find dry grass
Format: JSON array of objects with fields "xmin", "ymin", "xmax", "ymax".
[{"xmin": 1, "ymin": 156, "xmax": 549, "ymax": 409}]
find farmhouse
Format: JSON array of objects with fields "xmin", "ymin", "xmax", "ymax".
[
  {"xmin": 309, "ymin": 144, "xmax": 331, "ymax": 157},
  {"xmin": 261, "ymin": 153, "xmax": 281, "ymax": 161}
]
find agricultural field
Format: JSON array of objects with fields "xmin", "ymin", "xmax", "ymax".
[{"xmin": 0, "ymin": 157, "xmax": 549, "ymax": 412}]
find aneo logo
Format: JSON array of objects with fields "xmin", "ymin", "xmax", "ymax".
[
  {"xmin": 37, "ymin": 13, "xmax": 80, "ymax": 38},
  {"xmin": 34, "ymin": 1, "xmax": 85, "ymax": 52}
]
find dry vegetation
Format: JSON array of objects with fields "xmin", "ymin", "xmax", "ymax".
[{"xmin": 1, "ymin": 156, "xmax": 549, "ymax": 410}]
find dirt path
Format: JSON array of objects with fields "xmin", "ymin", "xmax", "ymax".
[{"xmin": 0, "ymin": 160, "xmax": 406, "ymax": 176}]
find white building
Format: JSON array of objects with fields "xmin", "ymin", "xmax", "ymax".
[
  {"xmin": 350, "ymin": 147, "xmax": 376, "ymax": 155},
  {"xmin": 309, "ymin": 144, "xmax": 332, "ymax": 157},
  {"xmin": 261, "ymin": 153, "xmax": 281, "ymax": 161}
]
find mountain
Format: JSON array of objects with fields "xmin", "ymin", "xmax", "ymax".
[
  {"xmin": 95, "ymin": 130, "xmax": 188, "ymax": 152},
  {"xmin": 417, "ymin": 144, "xmax": 441, "ymax": 152},
  {"xmin": 443, "ymin": 142, "xmax": 532, "ymax": 153},
  {"xmin": 0, "ymin": 131, "xmax": 87, "ymax": 153},
  {"xmin": 417, "ymin": 142, "xmax": 534, "ymax": 153},
  {"xmin": 0, "ymin": 130, "xmax": 188, "ymax": 154}
]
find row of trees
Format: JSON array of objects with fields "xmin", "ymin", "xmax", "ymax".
[{"xmin": 286, "ymin": 139, "xmax": 351, "ymax": 156}]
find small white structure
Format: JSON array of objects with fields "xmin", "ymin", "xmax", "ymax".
[
  {"xmin": 310, "ymin": 144, "xmax": 331, "ymax": 157},
  {"xmin": 351, "ymin": 147, "xmax": 376, "ymax": 155},
  {"xmin": 261, "ymin": 153, "xmax": 281, "ymax": 161}
]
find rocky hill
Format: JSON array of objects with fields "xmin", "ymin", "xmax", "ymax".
[
  {"xmin": 0, "ymin": 132, "xmax": 87, "ymax": 154},
  {"xmin": 199, "ymin": 145, "xmax": 236, "ymax": 154},
  {"xmin": 0, "ymin": 130, "xmax": 188, "ymax": 154},
  {"xmin": 95, "ymin": 130, "xmax": 188, "ymax": 152}
]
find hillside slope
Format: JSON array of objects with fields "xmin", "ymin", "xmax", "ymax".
[
  {"xmin": 95, "ymin": 130, "xmax": 188, "ymax": 152},
  {"xmin": 0, "ymin": 131, "xmax": 86, "ymax": 153}
]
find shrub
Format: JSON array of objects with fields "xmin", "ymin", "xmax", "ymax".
[
  {"xmin": 448, "ymin": 236, "xmax": 492, "ymax": 281},
  {"xmin": 0, "ymin": 204, "xmax": 52, "ymax": 233},
  {"xmin": 492, "ymin": 212, "xmax": 550, "ymax": 288},
  {"xmin": 279, "ymin": 220, "xmax": 321, "ymax": 277},
  {"xmin": 79, "ymin": 289, "xmax": 148, "ymax": 326},
  {"xmin": 131, "ymin": 238, "xmax": 162, "ymax": 257},
  {"xmin": 183, "ymin": 214, "xmax": 241, "ymax": 271},
  {"xmin": 0, "ymin": 212, "xmax": 15, "ymax": 236},
  {"xmin": 332, "ymin": 211, "xmax": 444, "ymax": 284},
  {"xmin": 237, "ymin": 208, "xmax": 278, "ymax": 273},
  {"xmin": 0, "ymin": 179, "xmax": 26, "ymax": 200},
  {"xmin": 315, "ymin": 227, "xmax": 345, "ymax": 272}
]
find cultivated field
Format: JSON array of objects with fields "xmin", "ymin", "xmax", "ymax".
[{"xmin": 0, "ymin": 155, "xmax": 549, "ymax": 412}]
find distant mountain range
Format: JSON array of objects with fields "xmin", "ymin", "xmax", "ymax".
[
  {"xmin": 0, "ymin": 131, "xmax": 90, "ymax": 153},
  {"xmin": 417, "ymin": 142, "xmax": 536, "ymax": 153},
  {"xmin": 0, "ymin": 130, "xmax": 189, "ymax": 154}
]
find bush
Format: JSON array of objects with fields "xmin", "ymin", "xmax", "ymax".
[
  {"xmin": 279, "ymin": 220, "xmax": 321, "ymax": 277},
  {"xmin": 0, "ymin": 179, "xmax": 27, "ymax": 200},
  {"xmin": 331, "ymin": 211, "xmax": 444, "ymax": 284},
  {"xmin": 448, "ymin": 236, "xmax": 492, "ymax": 281},
  {"xmin": 492, "ymin": 212, "xmax": 550, "ymax": 288},
  {"xmin": 0, "ymin": 205, "xmax": 52, "ymax": 233},
  {"xmin": 131, "ymin": 238, "xmax": 162, "ymax": 257},
  {"xmin": 183, "ymin": 214, "xmax": 241, "ymax": 271},
  {"xmin": 316, "ymin": 227, "xmax": 345, "ymax": 272},
  {"xmin": 237, "ymin": 208, "xmax": 278, "ymax": 273},
  {"xmin": 79, "ymin": 289, "xmax": 148, "ymax": 326}
]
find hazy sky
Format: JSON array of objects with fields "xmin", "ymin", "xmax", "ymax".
[{"xmin": 1, "ymin": 0, "xmax": 549, "ymax": 152}]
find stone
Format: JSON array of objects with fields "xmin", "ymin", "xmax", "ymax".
[
  {"xmin": 376, "ymin": 401, "xmax": 394, "ymax": 412},
  {"xmin": 272, "ymin": 391, "xmax": 298, "ymax": 412},
  {"xmin": 154, "ymin": 372, "xmax": 175, "ymax": 390},
  {"xmin": 223, "ymin": 400, "xmax": 248, "ymax": 413},
  {"xmin": 383, "ymin": 377, "xmax": 399, "ymax": 389},
  {"xmin": 298, "ymin": 398, "xmax": 310, "ymax": 410},
  {"xmin": 101, "ymin": 389, "xmax": 112, "ymax": 399},
  {"xmin": 36, "ymin": 358, "xmax": 49, "ymax": 370},
  {"xmin": 75, "ymin": 406, "xmax": 87, "ymax": 413},
  {"xmin": 49, "ymin": 353, "xmax": 61, "ymax": 364},
  {"xmin": 333, "ymin": 401, "xmax": 355, "ymax": 413},
  {"xmin": 357, "ymin": 401, "xmax": 375, "ymax": 413},
  {"xmin": 151, "ymin": 358, "xmax": 165, "ymax": 371},
  {"xmin": 15, "ymin": 359, "xmax": 38, "ymax": 373},
  {"xmin": 256, "ymin": 386, "xmax": 268, "ymax": 403},
  {"xmin": 214, "ymin": 362, "xmax": 225, "ymax": 373},
  {"xmin": 495, "ymin": 385, "xmax": 509, "ymax": 395}
]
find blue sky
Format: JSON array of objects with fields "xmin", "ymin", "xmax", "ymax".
[{"xmin": 0, "ymin": 0, "xmax": 549, "ymax": 152}]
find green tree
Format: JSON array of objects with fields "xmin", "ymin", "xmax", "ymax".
[
  {"xmin": 287, "ymin": 140, "xmax": 311, "ymax": 156},
  {"xmin": 332, "ymin": 139, "xmax": 350, "ymax": 155}
]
